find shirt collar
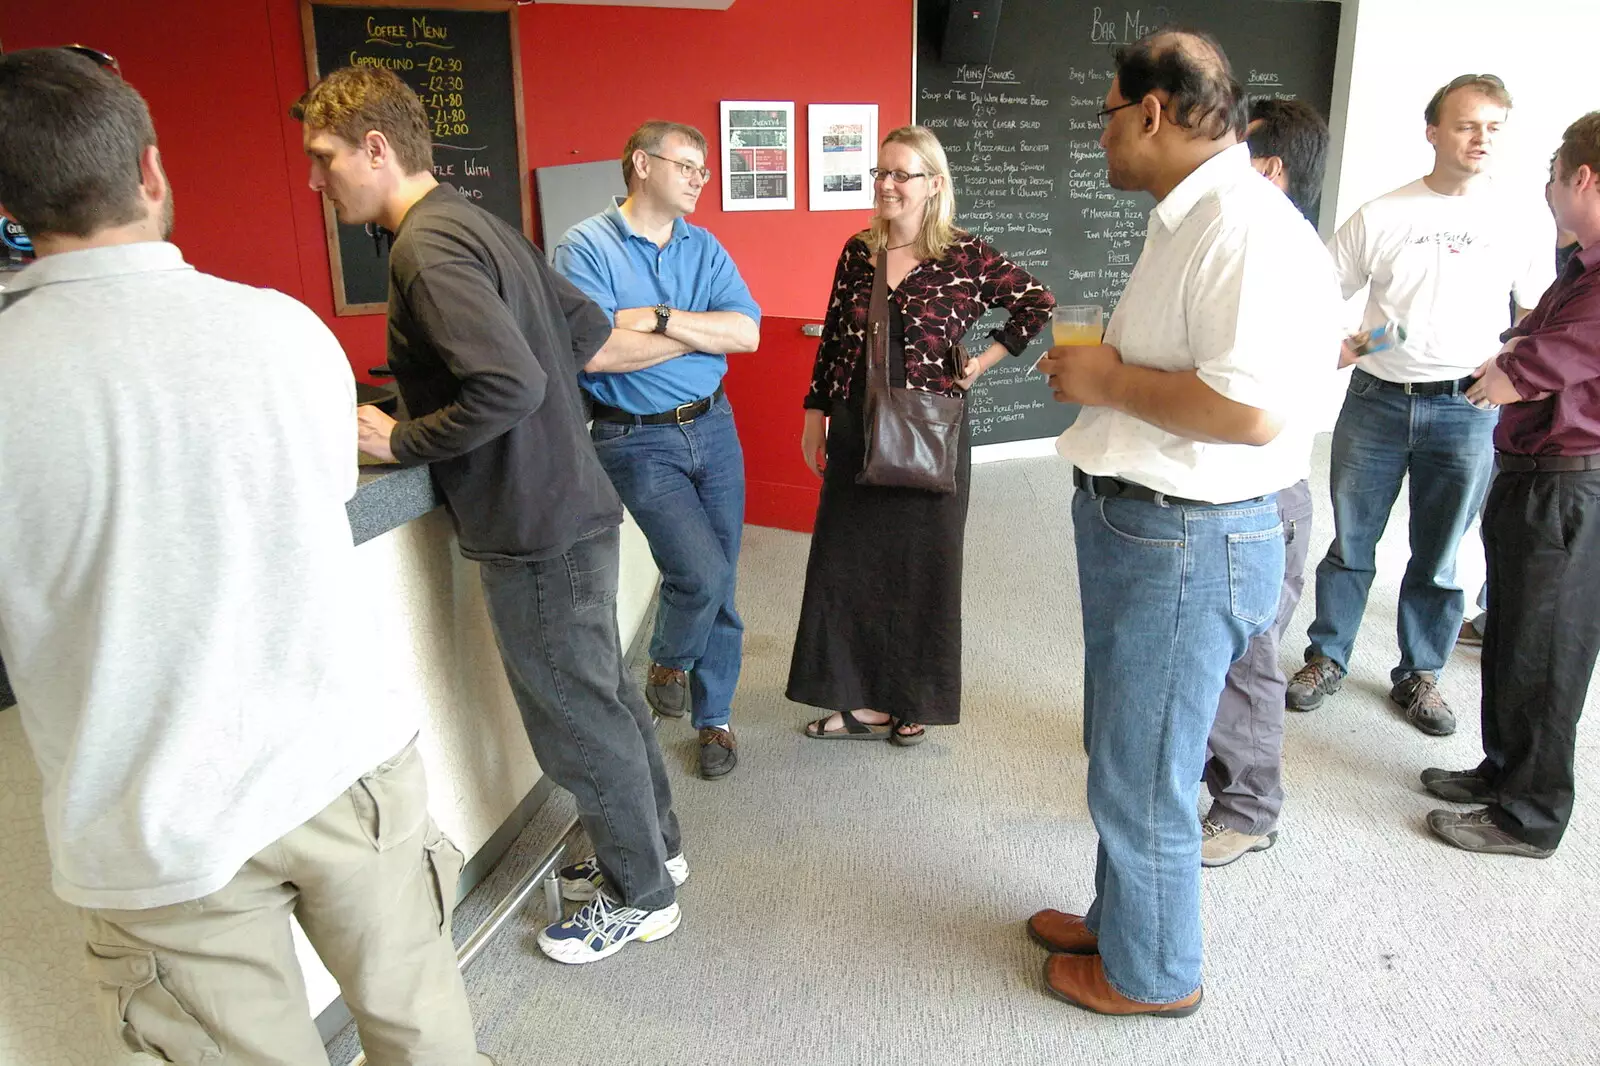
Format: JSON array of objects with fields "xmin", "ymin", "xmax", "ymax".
[
  {"xmin": 1572, "ymin": 241, "xmax": 1600, "ymax": 275},
  {"xmin": 607, "ymin": 198, "xmax": 690, "ymax": 247},
  {"xmin": 3, "ymin": 241, "xmax": 190, "ymax": 294},
  {"xmin": 1151, "ymin": 142, "xmax": 1254, "ymax": 233}
]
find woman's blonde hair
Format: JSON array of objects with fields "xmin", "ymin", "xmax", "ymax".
[{"xmin": 861, "ymin": 125, "xmax": 960, "ymax": 261}]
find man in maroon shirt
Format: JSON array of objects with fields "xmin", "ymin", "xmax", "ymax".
[{"xmin": 1423, "ymin": 111, "xmax": 1600, "ymax": 857}]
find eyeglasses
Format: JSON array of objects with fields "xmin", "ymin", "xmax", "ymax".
[
  {"xmin": 647, "ymin": 153, "xmax": 712, "ymax": 183},
  {"xmin": 60, "ymin": 44, "xmax": 120, "ymax": 74},
  {"xmin": 868, "ymin": 168, "xmax": 930, "ymax": 183},
  {"xmin": 1096, "ymin": 101, "xmax": 1138, "ymax": 129}
]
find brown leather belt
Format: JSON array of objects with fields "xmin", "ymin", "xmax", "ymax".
[
  {"xmin": 591, "ymin": 386, "xmax": 724, "ymax": 426},
  {"xmin": 1496, "ymin": 452, "xmax": 1600, "ymax": 473}
]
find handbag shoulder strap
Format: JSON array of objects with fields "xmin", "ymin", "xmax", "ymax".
[{"xmin": 866, "ymin": 247, "xmax": 892, "ymax": 396}]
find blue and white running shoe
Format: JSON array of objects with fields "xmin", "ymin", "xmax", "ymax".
[
  {"xmin": 559, "ymin": 852, "xmax": 689, "ymax": 902},
  {"xmin": 536, "ymin": 891, "xmax": 681, "ymax": 964}
]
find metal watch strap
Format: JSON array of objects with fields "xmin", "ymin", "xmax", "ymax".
[{"xmin": 653, "ymin": 304, "xmax": 670, "ymax": 334}]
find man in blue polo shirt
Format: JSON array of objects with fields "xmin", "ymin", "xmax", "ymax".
[{"xmin": 555, "ymin": 120, "xmax": 761, "ymax": 779}]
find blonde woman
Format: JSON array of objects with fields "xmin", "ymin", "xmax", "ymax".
[{"xmin": 788, "ymin": 125, "xmax": 1054, "ymax": 744}]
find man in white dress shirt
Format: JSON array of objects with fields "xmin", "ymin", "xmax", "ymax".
[{"xmin": 1027, "ymin": 30, "xmax": 1342, "ymax": 1018}]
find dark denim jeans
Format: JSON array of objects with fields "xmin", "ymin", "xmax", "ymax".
[
  {"xmin": 591, "ymin": 395, "xmax": 745, "ymax": 729},
  {"xmin": 1306, "ymin": 369, "xmax": 1497, "ymax": 682},
  {"xmin": 478, "ymin": 526, "xmax": 680, "ymax": 911},
  {"xmin": 1074, "ymin": 487, "xmax": 1284, "ymax": 1003}
]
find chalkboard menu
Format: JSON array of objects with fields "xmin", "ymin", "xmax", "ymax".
[
  {"xmin": 301, "ymin": 0, "xmax": 531, "ymax": 314},
  {"xmin": 916, "ymin": 0, "xmax": 1342, "ymax": 446}
]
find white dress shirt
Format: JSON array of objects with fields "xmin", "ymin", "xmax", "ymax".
[{"xmin": 1057, "ymin": 144, "xmax": 1344, "ymax": 503}]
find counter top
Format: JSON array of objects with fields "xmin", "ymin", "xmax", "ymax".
[{"xmin": 0, "ymin": 462, "xmax": 440, "ymax": 712}]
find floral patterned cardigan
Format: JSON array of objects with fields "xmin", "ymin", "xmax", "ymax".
[{"xmin": 804, "ymin": 232, "xmax": 1056, "ymax": 410}]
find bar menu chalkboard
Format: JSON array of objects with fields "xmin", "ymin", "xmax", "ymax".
[
  {"xmin": 915, "ymin": 0, "xmax": 1341, "ymax": 446},
  {"xmin": 301, "ymin": 0, "xmax": 531, "ymax": 314}
]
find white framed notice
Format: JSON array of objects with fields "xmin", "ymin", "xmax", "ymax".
[
  {"xmin": 721, "ymin": 100, "xmax": 795, "ymax": 212},
  {"xmin": 807, "ymin": 103, "xmax": 878, "ymax": 211}
]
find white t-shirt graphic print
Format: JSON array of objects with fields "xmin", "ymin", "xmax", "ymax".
[{"xmin": 1329, "ymin": 178, "xmax": 1555, "ymax": 382}]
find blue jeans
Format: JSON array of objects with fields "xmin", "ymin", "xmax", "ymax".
[
  {"xmin": 1306, "ymin": 370, "xmax": 1497, "ymax": 682},
  {"xmin": 1073, "ymin": 487, "xmax": 1284, "ymax": 1004},
  {"xmin": 591, "ymin": 395, "xmax": 745, "ymax": 729}
]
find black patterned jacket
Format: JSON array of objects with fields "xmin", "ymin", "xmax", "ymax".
[{"xmin": 804, "ymin": 232, "xmax": 1055, "ymax": 409}]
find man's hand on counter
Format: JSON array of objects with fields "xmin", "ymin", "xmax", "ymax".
[{"xmin": 356, "ymin": 404, "xmax": 398, "ymax": 462}]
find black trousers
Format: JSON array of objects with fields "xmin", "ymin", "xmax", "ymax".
[{"xmin": 1477, "ymin": 469, "xmax": 1600, "ymax": 849}]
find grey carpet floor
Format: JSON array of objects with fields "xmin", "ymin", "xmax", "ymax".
[{"xmin": 378, "ymin": 436, "xmax": 1600, "ymax": 1066}]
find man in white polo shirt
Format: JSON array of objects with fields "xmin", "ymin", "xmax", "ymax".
[
  {"xmin": 1028, "ymin": 31, "xmax": 1341, "ymax": 1018},
  {"xmin": 0, "ymin": 50, "xmax": 490, "ymax": 1063},
  {"xmin": 1288, "ymin": 74, "xmax": 1555, "ymax": 735}
]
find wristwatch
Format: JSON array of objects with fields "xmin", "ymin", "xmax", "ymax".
[{"xmin": 653, "ymin": 304, "xmax": 671, "ymax": 334}]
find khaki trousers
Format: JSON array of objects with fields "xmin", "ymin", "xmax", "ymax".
[{"xmin": 82, "ymin": 740, "xmax": 487, "ymax": 1065}]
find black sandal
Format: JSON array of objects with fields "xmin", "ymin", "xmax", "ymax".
[
  {"xmin": 803, "ymin": 710, "xmax": 890, "ymax": 741},
  {"xmin": 889, "ymin": 718, "xmax": 927, "ymax": 747}
]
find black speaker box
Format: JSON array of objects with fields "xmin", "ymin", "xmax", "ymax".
[{"xmin": 940, "ymin": 0, "xmax": 1004, "ymax": 65}]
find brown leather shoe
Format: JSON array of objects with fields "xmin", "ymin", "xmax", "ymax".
[
  {"xmin": 1043, "ymin": 954, "xmax": 1203, "ymax": 1018},
  {"xmin": 1027, "ymin": 909, "xmax": 1099, "ymax": 954}
]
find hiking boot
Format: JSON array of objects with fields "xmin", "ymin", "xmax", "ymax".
[
  {"xmin": 698, "ymin": 726, "xmax": 737, "ymax": 779},
  {"xmin": 1200, "ymin": 816, "xmax": 1278, "ymax": 868},
  {"xmin": 1286, "ymin": 655, "xmax": 1344, "ymax": 711},
  {"xmin": 558, "ymin": 852, "xmax": 690, "ymax": 903},
  {"xmin": 1390, "ymin": 672, "xmax": 1455, "ymax": 736},
  {"xmin": 1426, "ymin": 808, "xmax": 1553, "ymax": 859},
  {"xmin": 646, "ymin": 664, "xmax": 689, "ymax": 718},
  {"xmin": 1420, "ymin": 767, "xmax": 1493, "ymax": 804},
  {"xmin": 536, "ymin": 892, "xmax": 681, "ymax": 964}
]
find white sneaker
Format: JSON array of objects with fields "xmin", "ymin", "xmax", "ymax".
[
  {"xmin": 558, "ymin": 852, "xmax": 689, "ymax": 902},
  {"xmin": 536, "ymin": 892, "xmax": 681, "ymax": 964}
]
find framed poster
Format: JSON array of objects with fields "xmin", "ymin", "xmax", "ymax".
[
  {"xmin": 721, "ymin": 100, "xmax": 795, "ymax": 212},
  {"xmin": 808, "ymin": 103, "xmax": 878, "ymax": 211}
]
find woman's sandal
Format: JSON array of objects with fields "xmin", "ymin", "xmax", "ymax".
[
  {"xmin": 888, "ymin": 718, "xmax": 927, "ymax": 747},
  {"xmin": 804, "ymin": 710, "xmax": 891, "ymax": 740}
]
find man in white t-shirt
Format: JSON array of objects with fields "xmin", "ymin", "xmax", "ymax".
[
  {"xmin": 1028, "ymin": 31, "xmax": 1342, "ymax": 1018},
  {"xmin": 1288, "ymin": 75, "xmax": 1555, "ymax": 736},
  {"xmin": 0, "ymin": 50, "xmax": 491, "ymax": 1062}
]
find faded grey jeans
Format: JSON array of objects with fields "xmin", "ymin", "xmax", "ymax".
[{"xmin": 478, "ymin": 525, "xmax": 681, "ymax": 912}]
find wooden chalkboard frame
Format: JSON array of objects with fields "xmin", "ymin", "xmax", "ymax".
[{"xmin": 300, "ymin": 0, "xmax": 533, "ymax": 315}]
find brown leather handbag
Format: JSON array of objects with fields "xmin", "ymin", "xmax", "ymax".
[{"xmin": 855, "ymin": 248, "xmax": 965, "ymax": 495}]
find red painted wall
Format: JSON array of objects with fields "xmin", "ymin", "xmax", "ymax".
[{"xmin": 0, "ymin": 0, "xmax": 902, "ymax": 528}]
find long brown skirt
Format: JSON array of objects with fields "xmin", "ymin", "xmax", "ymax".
[{"xmin": 784, "ymin": 395, "xmax": 973, "ymax": 725}]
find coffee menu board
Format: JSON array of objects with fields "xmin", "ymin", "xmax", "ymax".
[
  {"xmin": 301, "ymin": 0, "xmax": 531, "ymax": 314},
  {"xmin": 915, "ymin": 0, "xmax": 1341, "ymax": 446}
]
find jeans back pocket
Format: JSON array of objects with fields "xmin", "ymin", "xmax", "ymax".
[{"xmin": 1227, "ymin": 525, "xmax": 1285, "ymax": 627}]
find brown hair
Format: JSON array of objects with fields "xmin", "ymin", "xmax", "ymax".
[
  {"xmin": 620, "ymin": 121, "xmax": 709, "ymax": 189},
  {"xmin": 1424, "ymin": 74, "xmax": 1512, "ymax": 126},
  {"xmin": 0, "ymin": 48, "xmax": 156, "ymax": 238},
  {"xmin": 291, "ymin": 66, "xmax": 432, "ymax": 175},
  {"xmin": 1556, "ymin": 112, "xmax": 1600, "ymax": 180}
]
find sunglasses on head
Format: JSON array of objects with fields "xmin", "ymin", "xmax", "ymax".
[{"xmin": 60, "ymin": 44, "xmax": 120, "ymax": 74}]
